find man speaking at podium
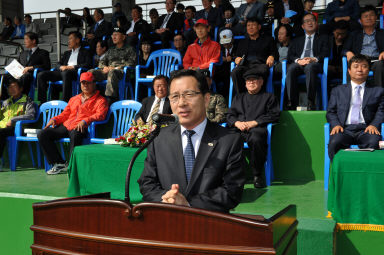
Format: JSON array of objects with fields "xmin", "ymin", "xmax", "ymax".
[{"xmin": 138, "ymin": 70, "xmax": 245, "ymax": 213}]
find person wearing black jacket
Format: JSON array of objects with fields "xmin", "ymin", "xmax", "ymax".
[
  {"xmin": 274, "ymin": 0, "xmax": 305, "ymax": 37},
  {"xmin": 86, "ymin": 9, "xmax": 113, "ymax": 54},
  {"xmin": 285, "ymin": 13, "xmax": 329, "ymax": 110},
  {"xmin": 14, "ymin": 32, "xmax": 51, "ymax": 100},
  {"xmin": 0, "ymin": 17, "xmax": 14, "ymax": 41},
  {"xmin": 227, "ymin": 69, "xmax": 280, "ymax": 188},
  {"xmin": 230, "ymin": 17, "xmax": 277, "ymax": 94},
  {"xmin": 37, "ymin": 31, "xmax": 92, "ymax": 103},
  {"xmin": 343, "ymin": 5, "xmax": 384, "ymax": 87},
  {"xmin": 126, "ymin": 5, "xmax": 151, "ymax": 47},
  {"xmin": 153, "ymin": 0, "xmax": 184, "ymax": 48}
]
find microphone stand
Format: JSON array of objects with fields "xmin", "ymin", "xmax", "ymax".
[{"xmin": 124, "ymin": 124, "xmax": 161, "ymax": 204}]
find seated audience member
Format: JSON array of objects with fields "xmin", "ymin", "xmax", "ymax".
[
  {"xmin": 94, "ymin": 40, "xmax": 108, "ymax": 67},
  {"xmin": 138, "ymin": 69, "xmax": 245, "ymax": 213},
  {"xmin": 343, "ymin": 5, "xmax": 384, "ymax": 87},
  {"xmin": 231, "ymin": 17, "xmax": 276, "ymax": 94},
  {"xmin": 82, "ymin": 7, "xmax": 95, "ymax": 27},
  {"xmin": 90, "ymin": 27, "xmax": 136, "ymax": 104},
  {"xmin": 37, "ymin": 31, "xmax": 92, "ymax": 103},
  {"xmin": 303, "ymin": 0, "xmax": 318, "ymax": 21},
  {"xmin": 184, "ymin": 6, "xmax": 197, "ymax": 31},
  {"xmin": 11, "ymin": 32, "xmax": 51, "ymax": 100},
  {"xmin": 0, "ymin": 78, "xmax": 35, "ymax": 169},
  {"xmin": 134, "ymin": 75, "xmax": 172, "ymax": 125},
  {"xmin": 261, "ymin": 1, "xmax": 275, "ymax": 36},
  {"xmin": 38, "ymin": 72, "xmax": 108, "ymax": 175},
  {"xmin": 153, "ymin": 0, "xmax": 184, "ymax": 48},
  {"xmin": 327, "ymin": 54, "xmax": 384, "ymax": 160},
  {"xmin": 86, "ymin": 9, "xmax": 113, "ymax": 54},
  {"xmin": 233, "ymin": 0, "xmax": 264, "ymax": 35},
  {"xmin": 112, "ymin": 2, "xmax": 126, "ymax": 27},
  {"xmin": 59, "ymin": 8, "xmax": 82, "ymax": 34},
  {"xmin": 285, "ymin": 13, "xmax": 329, "ymax": 110},
  {"xmin": 184, "ymin": 6, "xmax": 197, "ymax": 45},
  {"xmin": 116, "ymin": 16, "xmax": 129, "ymax": 33},
  {"xmin": 183, "ymin": 19, "xmax": 221, "ymax": 71},
  {"xmin": 328, "ymin": 21, "xmax": 349, "ymax": 85},
  {"xmin": 195, "ymin": 0, "xmax": 223, "ymax": 29},
  {"xmin": 206, "ymin": 75, "xmax": 227, "ymax": 123},
  {"xmin": 24, "ymin": 14, "xmax": 39, "ymax": 34},
  {"xmin": 222, "ymin": 3, "xmax": 237, "ymax": 29},
  {"xmin": 176, "ymin": 3, "xmax": 185, "ymax": 14},
  {"xmin": 0, "ymin": 17, "xmax": 14, "ymax": 41},
  {"xmin": 323, "ymin": 0, "xmax": 360, "ymax": 33},
  {"xmin": 173, "ymin": 33, "xmax": 187, "ymax": 58},
  {"xmin": 149, "ymin": 8, "xmax": 160, "ymax": 32},
  {"xmin": 274, "ymin": 24, "xmax": 293, "ymax": 77},
  {"xmin": 274, "ymin": 0, "xmax": 305, "ymax": 37},
  {"xmin": 126, "ymin": 5, "xmax": 150, "ymax": 47},
  {"xmin": 11, "ymin": 16, "xmax": 25, "ymax": 39},
  {"xmin": 137, "ymin": 37, "xmax": 154, "ymax": 83},
  {"xmin": 213, "ymin": 29, "xmax": 236, "ymax": 97},
  {"xmin": 227, "ymin": 69, "xmax": 280, "ymax": 188}
]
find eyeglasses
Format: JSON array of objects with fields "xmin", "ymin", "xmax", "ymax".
[
  {"xmin": 303, "ymin": 18, "xmax": 316, "ymax": 24},
  {"xmin": 81, "ymin": 81, "xmax": 94, "ymax": 85},
  {"xmin": 169, "ymin": 90, "xmax": 201, "ymax": 103}
]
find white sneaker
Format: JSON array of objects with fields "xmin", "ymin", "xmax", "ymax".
[{"xmin": 47, "ymin": 163, "xmax": 67, "ymax": 175}]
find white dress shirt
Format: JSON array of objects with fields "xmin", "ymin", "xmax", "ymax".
[
  {"xmin": 180, "ymin": 118, "xmax": 207, "ymax": 157},
  {"xmin": 161, "ymin": 12, "xmax": 174, "ymax": 29},
  {"xmin": 67, "ymin": 46, "xmax": 80, "ymax": 66},
  {"xmin": 300, "ymin": 33, "xmax": 315, "ymax": 59},
  {"xmin": 346, "ymin": 81, "xmax": 366, "ymax": 125},
  {"xmin": 126, "ymin": 19, "xmax": 137, "ymax": 34},
  {"xmin": 146, "ymin": 96, "xmax": 166, "ymax": 123}
]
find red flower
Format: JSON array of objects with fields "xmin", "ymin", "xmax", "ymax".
[{"xmin": 140, "ymin": 138, "xmax": 147, "ymax": 143}]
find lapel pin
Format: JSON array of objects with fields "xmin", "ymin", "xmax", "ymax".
[{"xmin": 208, "ymin": 143, "xmax": 213, "ymax": 147}]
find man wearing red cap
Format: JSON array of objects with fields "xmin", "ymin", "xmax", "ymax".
[
  {"xmin": 183, "ymin": 19, "xmax": 220, "ymax": 71},
  {"xmin": 37, "ymin": 72, "xmax": 108, "ymax": 175}
]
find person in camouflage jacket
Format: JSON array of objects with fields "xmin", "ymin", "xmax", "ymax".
[
  {"xmin": 206, "ymin": 93, "xmax": 227, "ymax": 123},
  {"xmin": 90, "ymin": 27, "xmax": 136, "ymax": 104}
]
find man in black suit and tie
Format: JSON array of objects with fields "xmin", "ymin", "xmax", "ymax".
[
  {"xmin": 327, "ymin": 55, "xmax": 384, "ymax": 160},
  {"xmin": 86, "ymin": 8, "xmax": 113, "ymax": 54},
  {"xmin": 138, "ymin": 70, "xmax": 245, "ymax": 213},
  {"xmin": 343, "ymin": 5, "xmax": 384, "ymax": 88},
  {"xmin": 14, "ymin": 32, "xmax": 51, "ymax": 100},
  {"xmin": 285, "ymin": 13, "xmax": 329, "ymax": 110},
  {"xmin": 125, "ymin": 5, "xmax": 151, "ymax": 47},
  {"xmin": 134, "ymin": 75, "xmax": 172, "ymax": 125},
  {"xmin": 37, "ymin": 31, "xmax": 92, "ymax": 103},
  {"xmin": 153, "ymin": 0, "xmax": 184, "ymax": 48}
]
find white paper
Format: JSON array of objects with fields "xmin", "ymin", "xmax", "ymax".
[{"xmin": 5, "ymin": 59, "xmax": 24, "ymax": 79}]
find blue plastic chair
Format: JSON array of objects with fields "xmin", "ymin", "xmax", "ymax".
[
  {"xmin": 12, "ymin": 101, "xmax": 67, "ymax": 171},
  {"xmin": 380, "ymin": 14, "xmax": 383, "ymax": 29},
  {"xmin": 90, "ymin": 100, "xmax": 142, "ymax": 143},
  {"xmin": 6, "ymin": 103, "xmax": 39, "ymax": 171},
  {"xmin": 323, "ymin": 123, "xmax": 384, "ymax": 190},
  {"xmin": 135, "ymin": 49, "xmax": 182, "ymax": 101},
  {"xmin": 3, "ymin": 68, "xmax": 41, "ymax": 100},
  {"xmin": 47, "ymin": 68, "xmax": 85, "ymax": 101},
  {"xmin": 228, "ymin": 67, "xmax": 275, "ymax": 186},
  {"xmin": 342, "ymin": 56, "xmax": 374, "ymax": 85},
  {"xmin": 95, "ymin": 66, "xmax": 134, "ymax": 101},
  {"xmin": 280, "ymin": 57, "xmax": 329, "ymax": 111}
]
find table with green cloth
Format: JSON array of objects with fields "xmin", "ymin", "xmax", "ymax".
[
  {"xmin": 328, "ymin": 150, "xmax": 384, "ymax": 231},
  {"xmin": 67, "ymin": 144, "xmax": 146, "ymax": 203}
]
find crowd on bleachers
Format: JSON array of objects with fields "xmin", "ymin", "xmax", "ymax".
[{"xmin": 0, "ymin": 0, "xmax": 384, "ymax": 189}]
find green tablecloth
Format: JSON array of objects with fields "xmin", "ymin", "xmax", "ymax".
[
  {"xmin": 328, "ymin": 150, "xmax": 384, "ymax": 230},
  {"xmin": 67, "ymin": 144, "xmax": 146, "ymax": 203}
]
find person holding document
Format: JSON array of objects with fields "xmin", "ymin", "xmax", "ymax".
[{"xmin": 138, "ymin": 69, "xmax": 245, "ymax": 213}]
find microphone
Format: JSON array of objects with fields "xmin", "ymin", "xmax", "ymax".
[{"xmin": 151, "ymin": 113, "xmax": 179, "ymax": 124}]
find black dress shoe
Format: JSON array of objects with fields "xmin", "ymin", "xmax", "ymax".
[
  {"xmin": 307, "ymin": 101, "xmax": 316, "ymax": 111},
  {"xmin": 253, "ymin": 176, "xmax": 266, "ymax": 189},
  {"xmin": 286, "ymin": 101, "xmax": 296, "ymax": 111}
]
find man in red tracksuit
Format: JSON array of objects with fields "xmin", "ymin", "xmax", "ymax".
[
  {"xmin": 37, "ymin": 72, "xmax": 108, "ymax": 175},
  {"xmin": 183, "ymin": 19, "xmax": 220, "ymax": 71}
]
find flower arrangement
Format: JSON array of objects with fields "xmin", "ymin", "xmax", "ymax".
[{"xmin": 115, "ymin": 124, "xmax": 156, "ymax": 147}]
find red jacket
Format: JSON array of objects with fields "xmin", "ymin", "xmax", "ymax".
[
  {"xmin": 53, "ymin": 90, "xmax": 108, "ymax": 131},
  {"xmin": 183, "ymin": 37, "xmax": 221, "ymax": 70}
]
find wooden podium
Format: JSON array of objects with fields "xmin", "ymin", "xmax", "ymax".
[{"xmin": 31, "ymin": 193, "xmax": 297, "ymax": 255}]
